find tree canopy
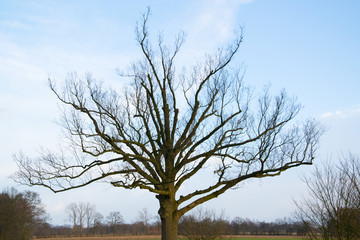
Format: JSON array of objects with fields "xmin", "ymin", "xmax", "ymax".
[
  {"xmin": 0, "ymin": 188, "xmax": 47, "ymax": 240},
  {"xmin": 13, "ymin": 9, "xmax": 323, "ymax": 240}
]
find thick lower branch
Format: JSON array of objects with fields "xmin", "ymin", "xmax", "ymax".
[{"xmin": 178, "ymin": 161, "xmax": 312, "ymax": 217}]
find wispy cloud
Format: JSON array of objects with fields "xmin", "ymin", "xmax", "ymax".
[
  {"xmin": 352, "ymin": 106, "xmax": 360, "ymax": 114},
  {"xmin": 192, "ymin": 0, "xmax": 253, "ymax": 40},
  {"xmin": 178, "ymin": 0, "xmax": 254, "ymax": 67},
  {"xmin": 0, "ymin": 20, "xmax": 32, "ymax": 30},
  {"xmin": 320, "ymin": 105, "xmax": 360, "ymax": 119},
  {"xmin": 50, "ymin": 203, "xmax": 65, "ymax": 212}
]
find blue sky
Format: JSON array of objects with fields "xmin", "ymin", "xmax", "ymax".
[{"xmin": 0, "ymin": 0, "xmax": 359, "ymax": 225}]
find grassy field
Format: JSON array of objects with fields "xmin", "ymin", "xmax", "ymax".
[
  {"xmin": 36, "ymin": 236, "xmax": 161, "ymax": 240},
  {"xmin": 37, "ymin": 235, "xmax": 306, "ymax": 240}
]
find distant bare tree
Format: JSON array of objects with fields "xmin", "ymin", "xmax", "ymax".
[
  {"xmin": 66, "ymin": 203, "xmax": 78, "ymax": 234},
  {"xmin": 0, "ymin": 188, "xmax": 47, "ymax": 240},
  {"xmin": 106, "ymin": 211, "xmax": 124, "ymax": 235},
  {"xmin": 77, "ymin": 202, "xmax": 87, "ymax": 236},
  {"xmin": 179, "ymin": 208, "xmax": 227, "ymax": 240},
  {"xmin": 92, "ymin": 212, "xmax": 104, "ymax": 235},
  {"xmin": 138, "ymin": 208, "xmax": 152, "ymax": 234},
  {"xmin": 66, "ymin": 202, "xmax": 97, "ymax": 236},
  {"xmin": 295, "ymin": 154, "xmax": 360, "ymax": 240},
  {"xmin": 84, "ymin": 202, "xmax": 97, "ymax": 235},
  {"xmin": 13, "ymin": 8, "xmax": 324, "ymax": 240}
]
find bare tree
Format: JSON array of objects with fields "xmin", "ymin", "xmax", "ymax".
[
  {"xmin": 138, "ymin": 208, "xmax": 152, "ymax": 234},
  {"xmin": 84, "ymin": 202, "xmax": 97, "ymax": 235},
  {"xmin": 92, "ymin": 212, "xmax": 104, "ymax": 235},
  {"xmin": 0, "ymin": 188, "xmax": 47, "ymax": 240},
  {"xmin": 295, "ymin": 154, "xmax": 360, "ymax": 240},
  {"xmin": 179, "ymin": 208, "xmax": 228, "ymax": 240},
  {"xmin": 77, "ymin": 202, "xmax": 87, "ymax": 236},
  {"xmin": 66, "ymin": 202, "xmax": 96, "ymax": 236},
  {"xmin": 66, "ymin": 203, "xmax": 78, "ymax": 235},
  {"xmin": 13, "ymin": 9, "xmax": 323, "ymax": 240},
  {"xmin": 106, "ymin": 211, "xmax": 124, "ymax": 235}
]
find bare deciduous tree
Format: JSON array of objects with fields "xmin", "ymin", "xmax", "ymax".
[
  {"xmin": 295, "ymin": 154, "xmax": 360, "ymax": 240},
  {"xmin": 106, "ymin": 211, "xmax": 124, "ymax": 235},
  {"xmin": 92, "ymin": 212, "xmax": 104, "ymax": 235},
  {"xmin": 66, "ymin": 203, "xmax": 78, "ymax": 234},
  {"xmin": 0, "ymin": 188, "xmax": 47, "ymax": 240},
  {"xmin": 77, "ymin": 202, "xmax": 86, "ymax": 236},
  {"xmin": 179, "ymin": 208, "xmax": 228, "ymax": 240},
  {"xmin": 84, "ymin": 202, "xmax": 97, "ymax": 235},
  {"xmin": 66, "ymin": 202, "xmax": 97, "ymax": 236},
  {"xmin": 13, "ymin": 9, "xmax": 323, "ymax": 240},
  {"xmin": 138, "ymin": 208, "xmax": 152, "ymax": 234}
]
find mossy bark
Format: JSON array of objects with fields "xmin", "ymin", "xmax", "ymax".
[{"xmin": 157, "ymin": 194, "xmax": 179, "ymax": 240}]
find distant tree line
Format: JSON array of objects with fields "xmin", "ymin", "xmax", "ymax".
[
  {"xmin": 32, "ymin": 220, "xmax": 161, "ymax": 237},
  {"xmin": 32, "ymin": 208, "xmax": 307, "ymax": 238},
  {"xmin": 3, "ymin": 154, "xmax": 359, "ymax": 240},
  {"xmin": 0, "ymin": 186, "xmax": 355, "ymax": 240},
  {"xmin": 228, "ymin": 217, "xmax": 307, "ymax": 236}
]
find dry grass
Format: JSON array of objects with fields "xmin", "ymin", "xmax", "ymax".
[
  {"xmin": 36, "ymin": 236, "xmax": 161, "ymax": 240},
  {"xmin": 36, "ymin": 235, "xmax": 306, "ymax": 240},
  {"xmin": 224, "ymin": 236, "xmax": 306, "ymax": 239}
]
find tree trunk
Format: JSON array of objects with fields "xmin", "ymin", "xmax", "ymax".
[{"xmin": 157, "ymin": 194, "xmax": 179, "ymax": 240}]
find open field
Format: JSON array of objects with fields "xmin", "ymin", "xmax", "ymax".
[
  {"xmin": 36, "ymin": 236, "xmax": 161, "ymax": 240},
  {"xmin": 37, "ymin": 235, "xmax": 306, "ymax": 240}
]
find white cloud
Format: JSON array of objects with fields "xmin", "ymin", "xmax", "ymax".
[
  {"xmin": 335, "ymin": 110, "xmax": 345, "ymax": 118},
  {"xmin": 0, "ymin": 20, "xmax": 31, "ymax": 30},
  {"xmin": 320, "ymin": 105, "xmax": 360, "ymax": 119},
  {"xmin": 320, "ymin": 112, "xmax": 334, "ymax": 118},
  {"xmin": 50, "ymin": 203, "xmax": 65, "ymax": 212},
  {"xmin": 177, "ymin": 0, "xmax": 254, "ymax": 68},
  {"xmin": 0, "ymin": 56, "xmax": 46, "ymax": 84},
  {"xmin": 352, "ymin": 106, "xmax": 360, "ymax": 114},
  {"xmin": 188, "ymin": 0, "xmax": 253, "ymax": 43}
]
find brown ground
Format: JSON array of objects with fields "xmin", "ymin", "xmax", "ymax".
[
  {"xmin": 36, "ymin": 235, "xmax": 305, "ymax": 240},
  {"xmin": 35, "ymin": 236, "xmax": 161, "ymax": 240}
]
